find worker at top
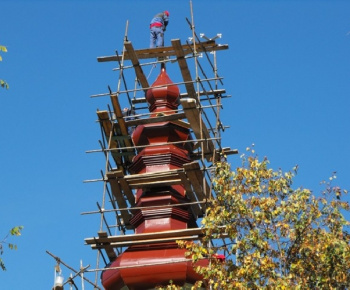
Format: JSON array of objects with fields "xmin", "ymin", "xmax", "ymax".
[{"xmin": 150, "ymin": 11, "xmax": 170, "ymax": 48}]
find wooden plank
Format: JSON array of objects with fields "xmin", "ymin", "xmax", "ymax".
[
  {"xmin": 171, "ymin": 39, "xmax": 197, "ymax": 100},
  {"xmin": 131, "ymin": 89, "xmax": 227, "ymax": 104},
  {"xmin": 91, "ymin": 235, "xmax": 199, "ymax": 248},
  {"xmin": 180, "ymin": 98, "xmax": 215, "ymax": 162},
  {"xmin": 86, "ymin": 226, "xmax": 228, "ymax": 250},
  {"xmin": 125, "ymin": 112, "xmax": 186, "ymax": 127},
  {"xmin": 86, "ymin": 228, "xmax": 205, "ymax": 245},
  {"xmin": 98, "ymin": 232, "xmax": 117, "ymax": 261},
  {"xmin": 110, "ymin": 94, "xmax": 129, "ymax": 137},
  {"xmin": 127, "ymin": 176, "xmax": 183, "ymax": 185},
  {"xmin": 178, "ymin": 171, "xmax": 201, "ymax": 218},
  {"xmin": 124, "ymin": 41, "xmax": 149, "ymax": 89},
  {"xmin": 112, "ymin": 135, "xmax": 131, "ymax": 141},
  {"xmin": 126, "ymin": 178, "xmax": 183, "ymax": 189},
  {"xmin": 213, "ymin": 147, "xmax": 239, "ymax": 162},
  {"xmin": 110, "ymin": 94, "xmax": 134, "ymax": 163},
  {"xmin": 97, "ymin": 110, "xmax": 123, "ymax": 167},
  {"xmin": 114, "ymin": 170, "xmax": 135, "ymax": 206},
  {"xmin": 87, "ymin": 227, "xmax": 229, "ymax": 248},
  {"xmin": 223, "ymin": 148, "xmax": 239, "ymax": 155},
  {"xmin": 183, "ymin": 162, "xmax": 209, "ymax": 214},
  {"xmin": 180, "ymin": 89, "xmax": 226, "ymax": 99},
  {"xmin": 97, "ymin": 40, "xmax": 229, "ymax": 62},
  {"xmin": 97, "ymin": 111, "xmax": 113, "ymax": 135},
  {"xmin": 126, "ymin": 169, "xmax": 182, "ymax": 180},
  {"xmin": 183, "ymin": 162, "xmax": 207, "ymax": 214},
  {"xmin": 105, "ymin": 172, "xmax": 132, "ymax": 226},
  {"xmin": 193, "ymin": 165, "xmax": 210, "ymax": 200},
  {"xmin": 124, "ymin": 169, "xmax": 184, "ymax": 189},
  {"xmin": 183, "ymin": 162, "xmax": 206, "ymax": 202}
]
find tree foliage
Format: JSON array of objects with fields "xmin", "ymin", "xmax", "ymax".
[
  {"xmin": 0, "ymin": 45, "xmax": 9, "ymax": 89},
  {"xmin": 0, "ymin": 226, "xmax": 23, "ymax": 271},
  {"xmin": 178, "ymin": 148, "xmax": 350, "ymax": 289}
]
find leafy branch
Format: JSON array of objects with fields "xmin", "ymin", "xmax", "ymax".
[
  {"xmin": 0, "ymin": 45, "xmax": 9, "ymax": 90},
  {"xmin": 177, "ymin": 148, "xmax": 350, "ymax": 288},
  {"xmin": 0, "ymin": 226, "xmax": 24, "ymax": 271}
]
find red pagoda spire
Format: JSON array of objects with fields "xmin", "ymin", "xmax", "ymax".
[
  {"xmin": 101, "ymin": 67, "xmax": 207, "ymax": 289},
  {"xmin": 84, "ymin": 37, "xmax": 232, "ymax": 290}
]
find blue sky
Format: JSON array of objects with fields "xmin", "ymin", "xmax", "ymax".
[{"xmin": 1, "ymin": 0, "xmax": 349, "ymax": 288}]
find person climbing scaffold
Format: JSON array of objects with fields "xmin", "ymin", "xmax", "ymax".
[{"xmin": 150, "ymin": 11, "xmax": 169, "ymax": 48}]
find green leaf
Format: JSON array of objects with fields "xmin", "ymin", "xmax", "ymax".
[
  {"xmin": 8, "ymin": 243, "xmax": 17, "ymax": 250},
  {"xmin": 0, "ymin": 80, "xmax": 9, "ymax": 89},
  {"xmin": 0, "ymin": 258, "xmax": 6, "ymax": 271},
  {"xmin": 10, "ymin": 226, "xmax": 23, "ymax": 236}
]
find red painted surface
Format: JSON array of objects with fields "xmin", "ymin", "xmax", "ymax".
[
  {"xmin": 129, "ymin": 144, "xmax": 191, "ymax": 175},
  {"xmin": 101, "ymin": 68, "xmax": 206, "ymax": 289},
  {"xmin": 102, "ymin": 244, "xmax": 207, "ymax": 290},
  {"xmin": 213, "ymin": 254, "xmax": 226, "ymax": 262},
  {"xmin": 131, "ymin": 122, "xmax": 193, "ymax": 153},
  {"xmin": 146, "ymin": 68, "xmax": 180, "ymax": 115}
]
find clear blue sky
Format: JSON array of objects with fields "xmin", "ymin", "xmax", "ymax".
[{"xmin": 1, "ymin": 0, "xmax": 349, "ymax": 288}]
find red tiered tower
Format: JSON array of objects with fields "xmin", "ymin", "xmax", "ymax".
[{"xmin": 101, "ymin": 68, "xmax": 207, "ymax": 289}]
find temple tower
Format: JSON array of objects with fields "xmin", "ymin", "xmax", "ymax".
[{"xmin": 85, "ymin": 26, "xmax": 236, "ymax": 289}]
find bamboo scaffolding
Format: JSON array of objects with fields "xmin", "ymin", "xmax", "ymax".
[
  {"xmin": 46, "ymin": 251, "xmax": 101, "ymax": 290},
  {"xmin": 131, "ymin": 89, "xmax": 229, "ymax": 105},
  {"xmin": 82, "ymin": 12, "xmax": 236, "ymax": 282},
  {"xmin": 90, "ymin": 76, "xmax": 224, "ymax": 98},
  {"xmin": 81, "ymin": 200, "xmax": 208, "ymax": 215},
  {"xmin": 85, "ymin": 137, "xmax": 221, "ymax": 154},
  {"xmin": 97, "ymin": 40, "xmax": 228, "ymax": 62}
]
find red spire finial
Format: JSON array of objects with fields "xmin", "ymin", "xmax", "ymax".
[{"xmin": 146, "ymin": 68, "xmax": 180, "ymax": 114}]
